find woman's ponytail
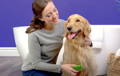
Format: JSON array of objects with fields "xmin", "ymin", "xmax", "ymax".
[{"xmin": 26, "ymin": 17, "xmax": 45, "ymax": 33}]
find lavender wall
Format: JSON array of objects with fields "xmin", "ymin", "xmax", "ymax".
[{"xmin": 0, "ymin": 0, "xmax": 120, "ymax": 47}]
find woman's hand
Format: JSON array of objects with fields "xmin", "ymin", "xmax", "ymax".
[
  {"xmin": 84, "ymin": 37, "xmax": 92, "ymax": 47},
  {"xmin": 61, "ymin": 64, "xmax": 79, "ymax": 76}
]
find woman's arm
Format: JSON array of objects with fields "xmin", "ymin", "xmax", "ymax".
[
  {"xmin": 27, "ymin": 33, "xmax": 61, "ymax": 73},
  {"xmin": 85, "ymin": 37, "xmax": 93, "ymax": 47}
]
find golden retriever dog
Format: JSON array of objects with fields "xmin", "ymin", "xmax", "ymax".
[{"xmin": 62, "ymin": 14, "xmax": 97, "ymax": 76}]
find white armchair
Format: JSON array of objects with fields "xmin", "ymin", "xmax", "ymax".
[
  {"xmin": 13, "ymin": 25, "xmax": 120, "ymax": 75},
  {"xmin": 13, "ymin": 26, "xmax": 29, "ymax": 60}
]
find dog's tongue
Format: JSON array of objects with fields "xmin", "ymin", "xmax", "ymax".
[{"xmin": 68, "ymin": 33, "xmax": 76, "ymax": 39}]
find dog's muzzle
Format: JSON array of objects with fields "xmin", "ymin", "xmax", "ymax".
[{"xmin": 67, "ymin": 29, "xmax": 81, "ymax": 40}]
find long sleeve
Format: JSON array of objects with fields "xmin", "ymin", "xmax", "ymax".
[{"xmin": 28, "ymin": 33, "xmax": 61, "ymax": 73}]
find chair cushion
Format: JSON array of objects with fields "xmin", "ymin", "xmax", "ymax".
[{"xmin": 13, "ymin": 26, "xmax": 29, "ymax": 60}]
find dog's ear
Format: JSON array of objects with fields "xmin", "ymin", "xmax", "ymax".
[
  {"xmin": 64, "ymin": 21, "xmax": 68, "ymax": 27},
  {"xmin": 83, "ymin": 23, "xmax": 91, "ymax": 38},
  {"xmin": 64, "ymin": 21, "xmax": 68, "ymax": 37}
]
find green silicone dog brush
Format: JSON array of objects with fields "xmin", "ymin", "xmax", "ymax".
[{"xmin": 72, "ymin": 65, "xmax": 84, "ymax": 71}]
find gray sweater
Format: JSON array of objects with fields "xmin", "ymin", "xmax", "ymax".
[{"xmin": 22, "ymin": 19, "xmax": 65, "ymax": 73}]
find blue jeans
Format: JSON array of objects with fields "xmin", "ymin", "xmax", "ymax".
[{"xmin": 22, "ymin": 69, "xmax": 61, "ymax": 76}]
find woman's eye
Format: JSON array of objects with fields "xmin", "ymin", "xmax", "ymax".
[
  {"xmin": 53, "ymin": 9, "xmax": 56, "ymax": 12},
  {"xmin": 46, "ymin": 14, "xmax": 51, "ymax": 17},
  {"xmin": 46, "ymin": 15, "xmax": 50, "ymax": 17}
]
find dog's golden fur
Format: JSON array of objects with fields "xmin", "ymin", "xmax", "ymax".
[{"xmin": 62, "ymin": 14, "xmax": 97, "ymax": 76}]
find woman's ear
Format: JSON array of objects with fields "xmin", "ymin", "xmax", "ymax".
[
  {"xmin": 38, "ymin": 18, "xmax": 44, "ymax": 22},
  {"xmin": 34, "ymin": 18, "xmax": 45, "ymax": 25}
]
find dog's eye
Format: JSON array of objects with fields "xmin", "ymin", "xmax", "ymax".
[{"xmin": 76, "ymin": 19, "xmax": 80, "ymax": 22}]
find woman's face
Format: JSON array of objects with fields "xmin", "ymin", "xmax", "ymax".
[{"xmin": 41, "ymin": 2, "xmax": 59, "ymax": 25}]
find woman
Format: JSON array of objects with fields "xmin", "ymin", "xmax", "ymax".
[{"xmin": 22, "ymin": 0, "xmax": 92, "ymax": 76}]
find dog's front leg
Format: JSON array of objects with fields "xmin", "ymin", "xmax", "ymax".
[{"xmin": 88, "ymin": 57, "xmax": 97, "ymax": 76}]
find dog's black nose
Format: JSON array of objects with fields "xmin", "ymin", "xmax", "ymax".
[{"xmin": 67, "ymin": 27, "xmax": 72, "ymax": 31}]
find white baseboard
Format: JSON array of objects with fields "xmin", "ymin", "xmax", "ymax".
[{"xmin": 0, "ymin": 47, "xmax": 20, "ymax": 56}]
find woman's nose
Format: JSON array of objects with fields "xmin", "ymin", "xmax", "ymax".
[{"xmin": 53, "ymin": 12, "xmax": 58, "ymax": 18}]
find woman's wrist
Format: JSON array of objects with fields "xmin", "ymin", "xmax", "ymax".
[{"xmin": 61, "ymin": 65, "xmax": 64, "ymax": 72}]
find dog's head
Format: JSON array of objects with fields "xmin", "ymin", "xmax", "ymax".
[{"xmin": 65, "ymin": 14, "xmax": 91, "ymax": 40}]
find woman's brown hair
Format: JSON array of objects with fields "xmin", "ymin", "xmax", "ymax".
[{"xmin": 26, "ymin": 0, "xmax": 51, "ymax": 33}]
